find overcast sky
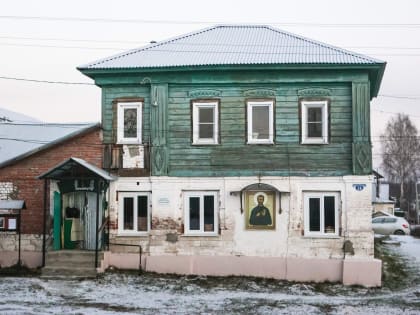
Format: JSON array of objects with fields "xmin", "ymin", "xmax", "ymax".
[{"xmin": 1, "ymin": 0, "xmax": 419, "ymax": 168}]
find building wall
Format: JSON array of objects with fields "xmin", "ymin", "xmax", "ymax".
[
  {"xmin": 103, "ymin": 175, "xmax": 380, "ymax": 285},
  {"xmin": 101, "ymin": 70, "xmax": 370, "ymax": 177},
  {"xmin": 0, "ymin": 128, "xmax": 103, "ymax": 267},
  {"xmin": 168, "ymin": 82, "xmax": 352, "ymax": 177},
  {"xmin": 108, "ymin": 175, "xmax": 374, "ymax": 259}
]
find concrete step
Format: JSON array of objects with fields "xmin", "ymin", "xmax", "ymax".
[
  {"xmin": 41, "ymin": 266, "xmax": 97, "ymax": 278},
  {"xmin": 46, "ymin": 251, "xmax": 97, "ymax": 268},
  {"xmin": 42, "ymin": 250, "xmax": 103, "ymax": 278}
]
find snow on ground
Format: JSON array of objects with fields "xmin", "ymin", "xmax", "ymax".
[{"xmin": 1, "ymin": 236, "xmax": 420, "ymax": 314}]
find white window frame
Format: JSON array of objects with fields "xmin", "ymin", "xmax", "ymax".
[
  {"xmin": 192, "ymin": 101, "xmax": 219, "ymax": 145},
  {"xmin": 301, "ymin": 101, "xmax": 328, "ymax": 144},
  {"xmin": 247, "ymin": 100, "xmax": 274, "ymax": 144},
  {"xmin": 117, "ymin": 102, "xmax": 142, "ymax": 144},
  {"xmin": 118, "ymin": 192, "xmax": 150, "ymax": 235},
  {"xmin": 184, "ymin": 191, "xmax": 218, "ymax": 236},
  {"xmin": 303, "ymin": 192, "xmax": 340, "ymax": 237}
]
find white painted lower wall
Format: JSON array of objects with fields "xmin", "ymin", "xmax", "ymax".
[
  {"xmin": 104, "ymin": 175, "xmax": 380, "ymax": 286},
  {"xmin": 0, "ymin": 234, "xmax": 43, "ymax": 268}
]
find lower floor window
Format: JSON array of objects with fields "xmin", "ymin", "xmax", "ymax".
[
  {"xmin": 304, "ymin": 192, "xmax": 339, "ymax": 236},
  {"xmin": 184, "ymin": 191, "xmax": 218, "ymax": 235},
  {"xmin": 118, "ymin": 192, "xmax": 150, "ymax": 234}
]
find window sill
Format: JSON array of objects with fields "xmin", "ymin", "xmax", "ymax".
[
  {"xmin": 183, "ymin": 232, "xmax": 219, "ymax": 237},
  {"xmin": 191, "ymin": 142, "xmax": 219, "ymax": 146},
  {"xmin": 247, "ymin": 140, "xmax": 274, "ymax": 145},
  {"xmin": 117, "ymin": 232, "xmax": 149, "ymax": 237},
  {"xmin": 301, "ymin": 139, "xmax": 329, "ymax": 145},
  {"xmin": 303, "ymin": 234, "xmax": 341, "ymax": 239},
  {"xmin": 116, "ymin": 141, "xmax": 143, "ymax": 145}
]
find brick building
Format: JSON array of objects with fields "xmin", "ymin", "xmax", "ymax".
[{"xmin": 0, "ymin": 123, "xmax": 102, "ymax": 268}]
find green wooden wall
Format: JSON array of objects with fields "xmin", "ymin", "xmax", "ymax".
[
  {"xmin": 102, "ymin": 85, "xmax": 151, "ymax": 144},
  {"xmin": 167, "ymin": 82, "xmax": 353, "ymax": 177},
  {"xmin": 96, "ymin": 67, "xmax": 373, "ymax": 177}
]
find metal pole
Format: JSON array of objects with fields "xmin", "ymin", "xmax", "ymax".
[
  {"xmin": 18, "ymin": 209, "xmax": 21, "ymax": 267},
  {"xmin": 416, "ymin": 182, "xmax": 420, "ymax": 224},
  {"xmin": 95, "ymin": 179, "xmax": 100, "ymax": 269},
  {"xmin": 42, "ymin": 179, "xmax": 48, "ymax": 267}
]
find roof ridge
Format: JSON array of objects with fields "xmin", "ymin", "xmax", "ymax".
[{"xmin": 78, "ymin": 24, "xmax": 385, "ymax": 70}]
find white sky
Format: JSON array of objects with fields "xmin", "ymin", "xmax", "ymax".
[{"xmin": 1, "ymin": 0, "xmax": 420, "ymax": 167}]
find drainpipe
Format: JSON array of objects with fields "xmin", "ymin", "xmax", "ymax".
[
  {"xmin": 42, "ymin": 179, "xmax": 47, "ymax": 267},
  {"xmin": 18, "ymin": 209, "xmax": 22, "ymax": 267},
  {"xmin": 95, "ymin": 179, "xmax": 100, "ymax": 269}
]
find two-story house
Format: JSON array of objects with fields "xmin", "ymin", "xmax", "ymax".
[{"xmin": 78, "ymin": 25, "xmax": 386, "ymax": 286}]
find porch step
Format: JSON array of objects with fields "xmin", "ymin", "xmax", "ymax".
[{"xmin": 42, "ymin": 250, "xmax": 102, "ymax": 278}]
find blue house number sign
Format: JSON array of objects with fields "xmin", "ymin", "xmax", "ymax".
[{"xmin": 353, "ymin": 184, "xmax": 366, "ymax": 191}]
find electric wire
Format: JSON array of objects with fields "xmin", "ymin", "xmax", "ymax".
[
  {"xmin": 0, "ymin": 15, "xmax": 419, "ymax": 28},
  {"xmin": 0, "ymin": 75, "xmax": 419, "ymax": 103}
]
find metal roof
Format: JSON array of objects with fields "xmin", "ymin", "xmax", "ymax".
[
  {"xmin": 79, "ymin": 25, "xmax": 384, "ymax": 70},
  {"xmin": 38, "ymin": 157, "xmax": 115, "ymax": 181},
  {"xmin": 0, "ymin": 122, "xmax": 100, "ymax": 168},
  {"xmin": 0, "ymin": 200, "xmax": 26, "ymax": 210}
]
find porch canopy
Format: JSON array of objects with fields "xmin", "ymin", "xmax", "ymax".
[
  {"xmin": 38, "ymin": 157, "xmax": 114, "ymax": 181},
  {"xmin": 37, "ymin": 157, "xmax": 114, "ymax": 268},
  {"xmin": 0, "ymin": 200, "xmax": 26, "ymax": 210}
]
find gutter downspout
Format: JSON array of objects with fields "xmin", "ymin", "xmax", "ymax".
[
  {"xmin": 95, "ymin": 179, "xmax": 101, "ymax": 269},
  {"xmin": 42, "ymin": 179, "xmax": 48, "ymax": 267}
]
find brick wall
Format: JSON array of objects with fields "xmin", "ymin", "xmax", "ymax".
[{"xmin": 0, "ymin": 128, "xmax": 103, "ymax": 234}]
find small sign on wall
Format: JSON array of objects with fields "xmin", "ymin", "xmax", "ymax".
[
  {"xmin": 352, "ymin": 184, "xmax": 366, "ymax": 191},
  {"xmin": 158, "ymin": 197, "xmax": 170, "ymax": 206}
]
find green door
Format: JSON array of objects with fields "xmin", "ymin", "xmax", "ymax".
[{"xmin": 53, "ymin": 191, "xmax": 61, "ymax": 250}]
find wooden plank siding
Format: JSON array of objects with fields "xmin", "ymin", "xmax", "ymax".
[
  {"xmin": 167, "ymin": 83, "xmax": 353, "ymax": 177},
  {"xmin": 102, "ymin": 86, "xmax": 151, "ymax": 144}
]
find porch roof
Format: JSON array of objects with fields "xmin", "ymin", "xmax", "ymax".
[
  {"xmin": 0, "ymin": 200, "xmax": 26, "ymax": 210},
  {"xmin": 38, "ymin": 157, "xmax": 115, "ymax": 181}
]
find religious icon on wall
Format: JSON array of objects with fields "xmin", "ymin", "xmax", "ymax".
[{"xmin": 245, "ymin": 191, "xmax": 275, "ymax": 230}]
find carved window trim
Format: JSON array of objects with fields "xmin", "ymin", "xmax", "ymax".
[
  {"xmin": 191, "ymin": 100, "xmax": 220, "ymax": 145},
  {"xmin": 117, "ymin": 192, "xmax": 151, "ymax": 235},
  {"xmin": 183, "ymin": 191, "xmax": 219, "ymax": 236},
  {"xmin": 117, "ymin": 101, "xmax": 142, "ymax": 144},
  {"xmin": 246, "ymin": 99, "xmax": 274, "ymax": 144},
  {"xmin": 303, "ymin": 192, "xmax": 340, "ymax": 237},
  {"xmin": 300, "ymin": 100, "xmax": 329, "ymax": 144}
]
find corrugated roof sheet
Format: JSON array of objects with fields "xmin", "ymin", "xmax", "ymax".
[
  {"xmin": 0, "ymin": 122, "xmax": 100, "ymax": 167},
  {"xmin": 0, "ymin": 200, "xmax": 26, "ymax": 210},
  {"xmin": 79, "ymin": 25, "xmax": 384, "ymax": 70},
  {"xmin": 38, "ymin": 157, "xmax": 115, "ymax": 181}
]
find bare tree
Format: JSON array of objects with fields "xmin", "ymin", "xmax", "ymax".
[{"xmin": 381, "ymin": 113, "xmax": 420, "ymax": 209}]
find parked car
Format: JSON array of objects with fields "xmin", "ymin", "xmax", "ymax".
[
  {"xmin": 372, "ymin": 211, "xmax": 392, "ymax": 218},
  {"xmin": 372, "ymin": 216, "xmax": 410, "ymax": 235}
]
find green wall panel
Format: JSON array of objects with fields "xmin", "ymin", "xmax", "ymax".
[
  {"xmin": 99, "ymin": 74, "xmax": 363, "ymax": 177},
  {"xmin": 165, "ymin": 82, "xmax": 353, "ymax": 177}
]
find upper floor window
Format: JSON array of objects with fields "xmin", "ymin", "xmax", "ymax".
[
  {"xmin": 247, "ymin": 100, "xmax": 274, "ymax": 144},
  {"xmin": 192, "ymin": 101, "xmax": 219, "ymax": 145},
  {"xmin": 118, "ymin": 192, "xmax": 150, "ymax": 235},
  {"xmin": 304, "ymin": 192, "xmax": 339, "ymax": 237},
  {"xmin": 117, "ymin": 102, "xmax": 142, "ymax": 144},
  {"xmin": 184, "ymin": 191, "xmax": 218, "ymax": 235},
  {"xmin": 301, "ymin": 100, "xmax": 328, "ymax": 144}
]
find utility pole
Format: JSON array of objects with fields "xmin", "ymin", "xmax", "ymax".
[{"xmin": 416, "ymin": 182, "xmax": 420, "ymax": 224}]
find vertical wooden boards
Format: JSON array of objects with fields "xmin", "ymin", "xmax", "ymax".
[
  {"xmin": 150, "ymin": 84, "xmax": 169, "ymax": 176},
  {"xmin": 352, "ymin": 82, "xmax": 372, "ymax": 174},
  {"xmin": 167, "ymin": 83, "xmax": 353, "ymax": 177}
]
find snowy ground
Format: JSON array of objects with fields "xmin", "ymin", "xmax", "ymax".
[{"xmin": 1, "ymin": 235, "xmax": 420, "ymax": 315}]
